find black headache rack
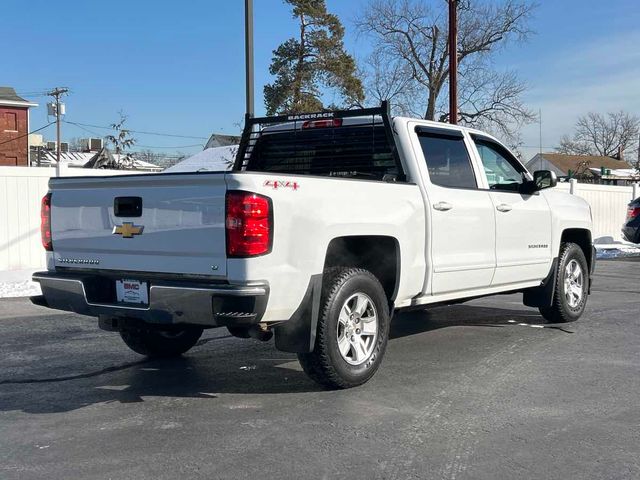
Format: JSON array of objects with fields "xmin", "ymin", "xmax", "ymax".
[{"xmin": 233, "ymin": 101, "xmax": 405, "ymax": 182}]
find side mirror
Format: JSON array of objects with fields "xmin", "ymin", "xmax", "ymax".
[{"xmin": 533, "ymin": 170, "xmax": 557, "ymax": 191}]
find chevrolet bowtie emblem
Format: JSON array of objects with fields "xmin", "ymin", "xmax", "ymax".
[{"xmin": 113, "ymin": 222, "xmax": 144, "ymax": 238}]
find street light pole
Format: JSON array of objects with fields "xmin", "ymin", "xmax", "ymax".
[
  {"xmin": 245, "ymin": 0, "xmax": 255, "ymax": 118},
  {"xmin": 448, "ymin": 0, "xmax": 458, "ymax": 125}
]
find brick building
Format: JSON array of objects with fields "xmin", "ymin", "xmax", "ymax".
[{"xmin": 0, "ymin": 87, "xmax": 38, "ymax": 166}]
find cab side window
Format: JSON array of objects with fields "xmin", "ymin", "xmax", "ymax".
[
  {"xmin": 418, "ymin": 132, "xmax": 477, "ymax": 189},
  {"xmin": 473, "ymin": 137, "xmax": 526, "ymax": 192}
]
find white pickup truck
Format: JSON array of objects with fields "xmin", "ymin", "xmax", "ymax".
[{"xmin": 33, "ymin": 103, "xmax": 595, "ymax": 388}]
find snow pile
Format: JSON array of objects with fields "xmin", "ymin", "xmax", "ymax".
[
  {"xmin": 164, "ymin": 146, "xmax": 237, "ymax": 173},
  {"xmin": 0, "ymin": 270, "xmax": 41, "ymax": 298},
  {"xmin": 594, "ymin": 238, "xmax": 640, "ymax": 259}
]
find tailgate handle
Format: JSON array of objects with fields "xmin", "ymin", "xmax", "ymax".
[{"xmin": 114, "ymin": 197, "xmax": 142, "ymax": 217}]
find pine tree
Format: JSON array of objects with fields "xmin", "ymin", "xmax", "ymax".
[{"xmin": 264, "ymin": 0, "xmax": 364, "ymax": 115}]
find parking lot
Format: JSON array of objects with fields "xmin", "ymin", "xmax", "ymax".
[{"xmin": 1, "ymin": 258, "xmax": 638, "ymax": 480}]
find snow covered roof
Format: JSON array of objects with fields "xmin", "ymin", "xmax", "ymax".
[
  {"xmin": 163, "ymin": 145, "xmax": 237, "ymax": 173},
  {"xmin": 204, "ymin": 134, "xmax": 241, "ymax": 149},
  {"xmin": 588, "ymin": 167, "xmax": 640, "ymax": 179},
  {"xmin": 32, "ymin": 150, "xmax": 96, "ymax": 167},
  {"xmin": 31, "ymin": 148, "xmax": 162, "ymax": 171}
]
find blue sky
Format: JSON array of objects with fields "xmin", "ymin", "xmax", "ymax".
[{"xmin": 4, "ymin": 0, "xmax": 640, "ymax": 159}]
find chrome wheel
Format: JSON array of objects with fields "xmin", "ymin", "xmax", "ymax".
[
  {"xmin": 336, "ymin": 292, "xmax": 378, "ymax": 366},
  {"xmin": 564, "ymin": 259, "xmax": 584, "ymax": 308}
]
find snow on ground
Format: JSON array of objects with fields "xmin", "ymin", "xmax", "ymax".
[
  {"xmin": 594, "ymin": 236, "xmax": 640, "ymax": 259},
  {"xmin": 0, "ymin": 269, "xmax": 41, "ymax": 298}
]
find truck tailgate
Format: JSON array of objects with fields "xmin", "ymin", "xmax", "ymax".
[{"xmin": 49, "ymin": 173, "xmax": 228, "ymax": 277}]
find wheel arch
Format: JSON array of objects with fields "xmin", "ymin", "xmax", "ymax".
[
  {"xmin": 560, "ymin": 228, "xmax": 594, "ymax": 273},
  {"xmin": 524, "ymin": 228, "xmax": 594, "ymax": 309},
  {"xmin": 323, "ymin": 235, "xmax": 401, "ymax": 302},
  {"xmin": 274, "ymin": 235, "xmax": 400, "ymax": 354}
]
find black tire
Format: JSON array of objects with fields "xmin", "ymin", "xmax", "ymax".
[
  {"xmin": 119, "ymin": 324, "xmax": 203, "ymax": 358},
  {"xmin": 297, "ymin": 267, "xmax": 390, "ymax": 389},
  {"xmin": 539, "ymin": 242, "xmax": 589, "ymax": 323}
]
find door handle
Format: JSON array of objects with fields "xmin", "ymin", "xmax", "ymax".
[
  {"xmin": 496, "ymin": 203, "xmax": 512, "ymax": 212},
  {"xmin": 433, "ymin": 201, "xmax": 453, "ymax": 211}
]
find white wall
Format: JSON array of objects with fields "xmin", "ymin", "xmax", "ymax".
[
  {"xmin": 0, "ymin": 166, "xmax": 146, "ymax": 271},
  {"xmin": 555, "ymin": 180, "xmax": 639, "ymax": 241}
]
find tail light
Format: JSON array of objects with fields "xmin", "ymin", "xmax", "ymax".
[
  {"xmin": 226, "ymin": 191, "xmax": 272, "ymax": 257},
  {"xmin": 41, "ymin": 193, "xmax": 53, "ymax": 251},
  {"xmin": 627, "ymin": 206, "xmax": 640, "ymax": 220}
]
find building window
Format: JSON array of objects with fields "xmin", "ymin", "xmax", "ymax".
[
  {"xmin": 4, "ymin": 112, "xmax": 18, "ymax": 131},
  {"xmin": 0, "ymin": 156, "xmax": 19, "ymax": 166}
]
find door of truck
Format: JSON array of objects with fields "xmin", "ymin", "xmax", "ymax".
[
  {"xmin": 412, "ymin": 125, "xmax": 496, "ymax": 295},
  {"xmin": 470, "ymin": 135, "xmax": 553, "ymax": 286}
]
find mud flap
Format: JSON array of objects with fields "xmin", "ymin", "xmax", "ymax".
[
  {"xmin": 523, "ymin": 258, "xmax": 558, "ymax": 308},
  {"xmin": 273, "ymin": 274, "xmax": 323, "ymax": 353}
]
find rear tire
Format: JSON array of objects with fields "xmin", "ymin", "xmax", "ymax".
[
  {"xmin": 539, "ymin": 242, "xmax": 588, "ymax": 323},
  {"xmin": 120, "ymin": 324, "xmax": 203, "ymax": 357},
  {"xmin": 297, "ymin": 268, "xmax": 390, "ymax": 389}
]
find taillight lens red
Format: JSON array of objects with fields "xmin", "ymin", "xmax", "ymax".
[
  {"xmin": 41, "ymin": 193, "xmax": 53, "ymax": 251},
  {"xmin": 627, "ymin": 207, "xmax": 640, "ymax": 220},
  {"xmin": 226, "ymin": 191, "xmax": 272, "ymax": 257}
]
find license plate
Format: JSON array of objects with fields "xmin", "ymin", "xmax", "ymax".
[{"xmin": 116, "ymin": 279, "xmax": 148, "ymax": 304}]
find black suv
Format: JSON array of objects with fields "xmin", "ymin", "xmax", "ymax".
[{"xmin": 622, "ymin": 197, "xmax": 640, "ymax": 243}]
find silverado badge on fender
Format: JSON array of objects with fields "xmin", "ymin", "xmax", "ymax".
[{"xmin": 113, "ymin": 222, "xmax": 144, "ymax": 238}]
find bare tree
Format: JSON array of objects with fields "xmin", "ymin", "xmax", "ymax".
[
  {"xmin": 134, "ymin": 149, "xmax": 162, "ymax": 166},
  {"xmin": 360, "ymin": 50, "xmax": 421, "ymax": 116},
  {"xmin": 68, "ymin": 137, "xmax": 88, "ymax": 152},
  {"xmin": 355, "ymin": 0, "xmax": 537, "ymax": 142},
  {"xmin": 558, "ymin": 112, "xmax": 640, "ymax": 164},
  {"xmin": 105, "ymin": 111, "xmax": 136, "ymax": 169}
]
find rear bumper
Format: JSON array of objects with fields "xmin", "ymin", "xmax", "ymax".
[
  {"xmin": 32, "ymin": 271, "xmax": 269, "ymax": 327},
  {"xmin": 621, "ymin": 226, "xmax": 640, "ymax": 244}
]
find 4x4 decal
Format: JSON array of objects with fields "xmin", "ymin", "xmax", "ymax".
[{"xmin": 263, "ymin": 180, "xmax": 300, "ymax": 191}]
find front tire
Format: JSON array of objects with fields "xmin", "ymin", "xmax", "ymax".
[
  {"xmin": 120, "ymin": 324, "xmax": 203, "ymax": 357},
  {"xmin": 539, "ymin": 242, "xmax": 588, "ymax": 323},
  {"xmin": 298, "ymin": 268, "xmax": 390, "ymax": 389}
]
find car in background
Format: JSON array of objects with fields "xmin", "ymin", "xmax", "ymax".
[{"xmin": 622, "ymin": 198, "xmax": 640, "ymax": 243}]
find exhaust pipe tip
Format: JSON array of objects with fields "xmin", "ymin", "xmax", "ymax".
[{"xmin": 248, "ymin": 324, "xmax": 273, "ymax": 342}]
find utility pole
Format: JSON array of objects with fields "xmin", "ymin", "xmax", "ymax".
[
  {"xmin": 448, "ymin": 0, "xmax": 458, "ymax": 125},
  {"xmin": 539, "ymin": 108, "xmax": 543, "ymax": 169},
  {"xmin": 47, "ymin": 87, "xmax": 68, "ymax": 168},
  {"xmin": 245, "ymin": 0, "xmax": 255, "ymax": 118}
]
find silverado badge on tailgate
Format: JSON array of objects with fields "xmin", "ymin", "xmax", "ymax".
[{"xmin": 112, "ymin": 222, "xmax": 144, "ymax": 238}]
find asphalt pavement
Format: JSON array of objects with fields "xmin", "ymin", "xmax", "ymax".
[{"xmin": 1, "ymin": 259, "xmax": 639, "ymax": 480}]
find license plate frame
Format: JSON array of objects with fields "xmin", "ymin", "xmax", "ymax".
[{"xmin": 115, "ymin": 279, "xmax": 149, "ymax": 305}]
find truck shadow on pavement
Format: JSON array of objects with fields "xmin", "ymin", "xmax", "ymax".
[{"xmin": 0, "ymin": 304, "xmax": 571, "ymax": 414}]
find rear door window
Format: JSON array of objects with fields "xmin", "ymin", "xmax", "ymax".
[{"xmin": 417, "ymin": 132, "xmax": 477, "ymax": 189}]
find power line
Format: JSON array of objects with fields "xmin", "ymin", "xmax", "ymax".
[
  {"xmin": 63, "ymin": 120, "xmax": 209, "ymax": 140},
  {"xmin": 0, "ymin": 122, "xmax": 55, "ymax": 147},
  {"xmin": 64, "ymin": 121, "xmax": 103, "ymax": 138},
  {"xmin": 136, "ymin": 144, "xmax": 203, "ymax": 149},
  {"xmin": 62, "ymin": 120, "xmax": 204, "ymax": 150}
]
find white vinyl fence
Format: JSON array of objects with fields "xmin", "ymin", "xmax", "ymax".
[
  {"xmin": 0, "ymin": 165, "xmax": 147, "ymax": 271},
  {"xmin": 555, "ymin": 180, "xmax": 639, "ymax": 242},
  {"xmin": 0, "ymin": 168, "xmax": 638, "ymax": 272}
]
